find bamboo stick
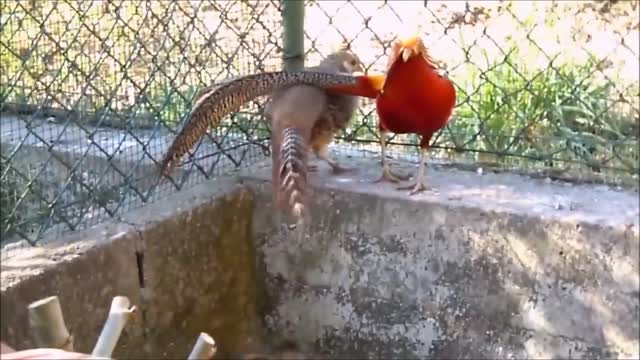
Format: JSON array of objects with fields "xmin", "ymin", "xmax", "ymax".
[
  {"xmin": 187, "ymin": 332, "xmax": 217, "ymax": 360},
  {"xmin": 90, "ymin": 296, "xmax": 136, "ymax": 358},
  {"xmin": 27, "ymin": 296, "xmax": 74, "ymax": 351}
]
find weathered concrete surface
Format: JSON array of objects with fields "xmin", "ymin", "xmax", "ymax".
[
  {"xmin": 1, "ymin": 178, "xmax": 262, "ymax": 359},
  {"xmin": 244, "ymin": 155, "xmax": 640, "ymax": 359},
  {"xmin": 2, "ymin": 148, "xmax": 638, "ymax": 359}
]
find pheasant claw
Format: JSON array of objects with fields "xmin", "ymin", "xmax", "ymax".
[
  {"xmin": 373, "ymin": 166, "xmax": 409, "ymax": 183},
  {"xmin": 397, "ymin": 181, "xmax": 428, "ymax": 195}
]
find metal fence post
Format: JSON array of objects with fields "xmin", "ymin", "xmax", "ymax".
[{"xmin": 281, "ymin": 0, "xmax": 305, "ymax": 71}]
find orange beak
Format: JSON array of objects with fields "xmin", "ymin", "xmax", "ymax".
[{"xmin": 398, "ymin": 35, "xmax": 421, "ymax": 62}]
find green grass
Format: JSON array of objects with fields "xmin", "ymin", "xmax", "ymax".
[
  {"xmin": 449, "ymin": 45, "xmax": 637, "ymax": 169},
  {"xmin": 336, "ymin": 45, "xmax": 638, "ymax": 178}
]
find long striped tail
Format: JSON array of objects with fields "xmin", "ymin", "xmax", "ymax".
[
  {"xmin": 158, "ymin": 71, "xmax": 360, "ymax": 178},
  {"xmin": 277, "ymin": 127, "xmax": 309, "ymax": 220}
]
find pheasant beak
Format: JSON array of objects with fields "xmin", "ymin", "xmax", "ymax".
[
  {"xmin": 401, "ymin": 47, "xmax": 414, "ymax": 62},
  {"xmin": 398, "ymin": 35, "xmax": 421, "ymax": 62}
]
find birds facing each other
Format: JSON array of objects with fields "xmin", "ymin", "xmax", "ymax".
[
  {"xmin": 324, "ymin": 34, "xmax": 457, "ymax": 194},
  {"xmin": 159, "ymin": 34, "xmax": 455, "ymax": 222}
]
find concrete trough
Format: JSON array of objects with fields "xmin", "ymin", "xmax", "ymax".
[{"xmin": 1, "ymin": 156, "xmax": 638, "ymax": 359}]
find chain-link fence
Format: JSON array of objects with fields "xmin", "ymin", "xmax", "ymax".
[{"xmin": 1, "ymin": 0, "xmax": 638, "ymax": 247}]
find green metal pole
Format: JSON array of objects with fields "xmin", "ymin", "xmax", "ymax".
[{"xmin": 281, "ymin": 0, "xmax": 305, "ymax": 71}]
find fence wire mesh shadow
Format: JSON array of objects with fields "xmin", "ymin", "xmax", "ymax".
[
  {"xmin": 1, "ymin": 0, "xmax": 639, "ymax": 248},
  {"xmin": 1, "ymin": 0, "xmax": 282, "ymax": 247}
]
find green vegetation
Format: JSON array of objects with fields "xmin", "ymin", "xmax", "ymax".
[
  {"xmin": 340, "ymin": 4, "xmax": 638, "ymax": 182},
  {"xmin": 448, "ymin": 46, "xmax": 637, "ymax": 174},
  {"xmin": 0, "ymin": 153, "xmax": 51, "ymax": 244}
]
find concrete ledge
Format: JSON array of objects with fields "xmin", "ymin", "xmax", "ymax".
[
  {"xmin": 242, "ymin": 155, "xmax": 639, "ymax": 359},
  {"xmin": 1, "ymin": 177, "xmax": 261, "ymax": 358},
  {"xmin": 1, "ymin": 151, "xmax": 638, "ymax": 359}
]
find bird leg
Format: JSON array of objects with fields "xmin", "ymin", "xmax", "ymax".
[
  {"xmin": 397, "ymin": 146, "xmax": 428, "ymax": 194},
  {"xmin": 317, "ymin": 146, "xmax": 356, "ymax": 174},
  {"xmin": 373, "ymin": 131, "xmax": 411, "ymax": 183}
]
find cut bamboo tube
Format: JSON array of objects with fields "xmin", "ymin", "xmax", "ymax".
[
  {"xmin": 27, "ymin": 296, "xmax": 74, "ymax": 351},
  {"xmin": 187, "ymin": 332, "xmax": 216, "ymax": 360},
  {"xmin": 91, "ymin": 296, "xmax": 136, "ymax": 358}
]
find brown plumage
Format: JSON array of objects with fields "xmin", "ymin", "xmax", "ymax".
[
  {"xmin": 307, "ymin": 51, "xmax": 364, "ymax": 174},
  {"xmin": 264, "ymin": 50, "xmax": 364, "ymax": 220},
  {"xmin": 158, "ymin": 71, "xmax": 361, "ymax": 178}
]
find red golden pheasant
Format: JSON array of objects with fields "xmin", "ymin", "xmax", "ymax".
[{"xmin": 326, "ymin": 34, "xmax": 457, "ymax": 194}]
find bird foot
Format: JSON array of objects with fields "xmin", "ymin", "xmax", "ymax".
[
  {"xmin": 397, "ymin": 181, "xmax": 428, "ymax": 195},
  {"xmin": 373, "ymin": 167, "xmax": 412, "ymax": 184}
]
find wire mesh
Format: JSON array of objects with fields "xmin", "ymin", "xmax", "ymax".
[
  {"xmin": 1, "ymin": 0, "xmax": 638, "ymax": 248},
  {"xmin": 302, "ymin": 1, "xmax": 639, "ymax": 183},
  {"xmin": 1, "ymin": 0, "xmax": 282, "ymax": 246}
]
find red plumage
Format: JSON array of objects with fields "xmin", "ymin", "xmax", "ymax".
[
  {"xmin": 326, "ymin": 35, "xmax": 457, "ymax": 194},
  {"xmin": 374, "ymin": 35, "xmax": 456, "ymax": 193}
]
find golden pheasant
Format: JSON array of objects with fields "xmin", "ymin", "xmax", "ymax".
[
  {"xmin": 265, "ymin": 50, "xmax": 376, "ymax": 219},
  {"xmin": 325, "ymin": 34, "xmax": 457, "ymax": 194},
  {"xmin": 158, "ymin": 70, "xmax": 376, "ymax": 178}
]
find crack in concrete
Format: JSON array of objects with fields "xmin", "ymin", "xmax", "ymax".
[{"xmin": 115, "ymin": 215, "xmax": 149, "ymax": 340}]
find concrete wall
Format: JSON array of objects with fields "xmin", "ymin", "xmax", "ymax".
[
  {"xmin": 1, "ymin": 155, "xmax": 638, "ymax": 359},
  {"xmin": 1, "ymin": 179, "xmax": 262, "ymax": 359},
  {"xmin": 246, "ymin": 156, "xmax": 640, "ymax": 359}
]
